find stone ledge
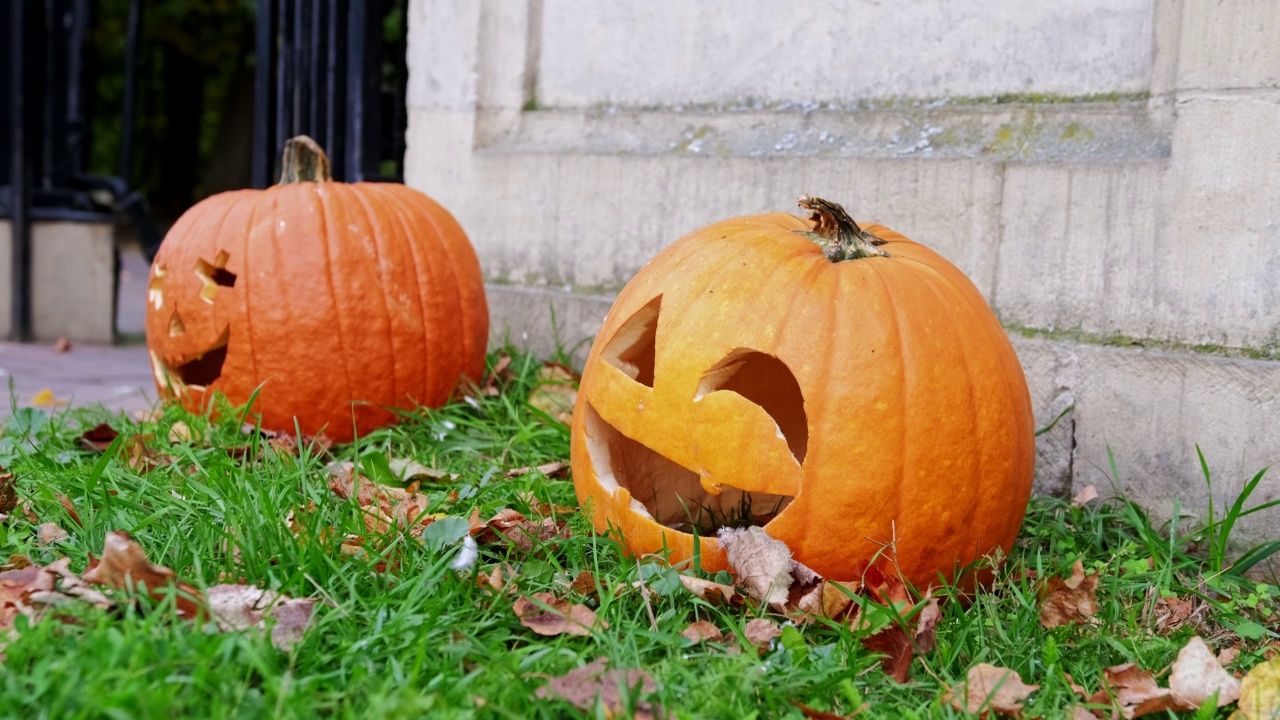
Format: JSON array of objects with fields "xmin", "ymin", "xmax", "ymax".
[{"xmin": 482, "ymin": 102, "xmax": 1171, "ymax": 163}]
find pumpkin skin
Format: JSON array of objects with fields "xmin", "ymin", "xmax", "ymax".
[
  {"xmin": 145, "ymin": 137, "xmax": 488, "ymax": 442},
  {"xmin": 569, "ymin": 198, "xmax": 1034, "ymax": 587}
]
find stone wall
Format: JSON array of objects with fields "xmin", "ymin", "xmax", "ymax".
[{"xmin": 405, "ymin": 0, "xmax": 1280, "ymax": 555}]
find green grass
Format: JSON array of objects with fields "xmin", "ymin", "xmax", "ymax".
[{"xmin": 1, "ymin": 351, "xmax": 1277, "ymax": 719}]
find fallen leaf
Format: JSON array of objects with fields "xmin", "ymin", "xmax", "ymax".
[
  {"xmin": 53, "ymin": 494, "xmax": 82, "ymax": 528},
  {"xmin": 863, "ymin": 565, "xmax": 911, "ymax": 612},
  {"xmin": 0, "ymin": 471, "xmax": 15, "ymax": 514},
  {"xmin": 1153, "ymin": 595, "xmax": 1196, "ymax": 633},
  {"xmin": 1218, "ymin": 645, "xmax": 1241, "ymax": 667},
  {"xmin": 77, "ymin": 423, "xmax": 120, "ymax": 452},
  {"xmin": 29, "ymin": 388, "xmax": 66, "ymax": 407},
  {"xmin": 719, "ymin": 526, "xmax": 794, "ymax": 608},
  {"xmin": 743, "ymin": 618, "xmax": 782, "ymax": 654},
  {"xmin": 133, "ymin": 408, "xmax": 164, "ymax": 422},
  {"xmin": 517, "ymin": 490, "xmax": 578, "ymax": 517},
  {"xmin": 1235, "ymin": 657, "xmax": 1280, "ymax": 720},
  {"xmin": 479, "ymin": 353, "xmax": 513, "ymax": 396},
  {"xmin": 123, "ymin": 434, "xmax": 173, "ymax": 473},
  {"xmin": 0, "ymin": 565, "xmax": 45, "ymax": 630},
  {"xmin": 1071, "ymin": 707, "xmax": 1096, "ymax": 720},
  {"xmin": 570, "ymin": 570, "xmax": 598, "ymax": 597},
  {"xmin": 681, "ymin": 620, "xmax": 724, "ymax": 643},
  {"xmin": 38, "ymin": 523, "xmax": 68, "ymax": 544},
  {"xmin": 387, "ymin": 458, "xmax": 456, "ymax": 483},
  {"xmin": 678, "ymin": 574, "xmax": 742, "ymax": 607},
  {"xmin": 1039, "ymin": 560, "xmax": 1099, "ymax": 628},
  {"xmin": 82, "ymin": 531, "xmax": 205, "ymax": 620},
  {"xmin": 1089, "ymin": 663, "xmax": 1177, "ymax": 719},
  {"xmin": 862, "ymin": 625, "xmax": 913, "ymax": 683},
  {"xmin": 1169, "ymin": 636, "xmax": 1240, "ymax": 709},
  {"xmin": 512, "ymin": 592, "xmax": 602, "ymax": 636},
  {"xmin": 789, "ymin": 699, "xmax": 868, "ymax": 719},
  {"xmin": 527, "ymin": 363, "xmax": 578, "ymax": 425},
  {"xmin": 505, "ymin": 462, "xmax": 570, "ymax": 479},
  {"xmin": 51, "ymin": 336, "xmax": 72, "ymax": 353},
  {"xmin": 914, "ymin": 595, "xmax": 941, "ymax": 654},
  {"xmin": 206, "ymin": 584, "xmax": 319, "ymax": 652},
  {"xmin": 944, "ymin": 663, "xmax": 1040, "ymax": 717},
  {"xmin": 167, "ymin": 421, "xmax": 194, "ymax": 444},
  {"xmin": 1072, "ymin": 484, "xmax": 1099, "ymax": 508},
  {"xmin": 534, "ymin": 657, "xmax": 664, "ymax": 719}
]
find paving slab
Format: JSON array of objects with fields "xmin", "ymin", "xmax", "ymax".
[{"xmin": 0, "ymin": 342, "xmax": 156, "ymax": 417}]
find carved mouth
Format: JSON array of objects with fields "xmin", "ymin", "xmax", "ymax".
[
  {"xmin": 584, "ymin": 402, "xmax": 794, "ymax": 534},
  {"xmin": 151, "ymin": 328, "xmax": 230, "ymax": 395}
]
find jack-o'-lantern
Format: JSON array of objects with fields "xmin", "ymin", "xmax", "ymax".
[
  {"xmin": 145, "ymin": 136, "xmax": 488, "ymax": 442},
  {"xmin": 569, "ymin": 196, "xmax": 1034, "ymax": 587}
]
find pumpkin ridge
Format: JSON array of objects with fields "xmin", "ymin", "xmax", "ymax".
[
  {"xmin": 313, "ymin": 185, "xmax": 358, "ymax": 419},
  {"xmin": 381, "ymin": 184, "xmax": 469, "ymax": 403},
  {"xmin": 867, "ymin": 261, "xmax": 911, "ymax": 563},
  {"xmin": 368, "ymin": 184, "xmax": 435, "ymax": 404},
  {"xmin": 240, "ymin": 191, "xmax": 267, "ymax": 400},
  {"xmin": 347, "ymin": 186, "xmax": 402, "ymax": 410},
  {"xmin": 897, "ymin": 259, "xmax": 987, "ymax": 574}
]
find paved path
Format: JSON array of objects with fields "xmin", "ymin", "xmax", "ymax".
[{"xmin": 0, "ymin": 341, "xmax": 156, "ymax": 416}]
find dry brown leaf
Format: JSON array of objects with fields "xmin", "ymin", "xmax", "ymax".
[
  {"xmin": 1218, "ymin": 645, "xmax": 1241, "ymax": 667},
  {"xmin": 505, "ymin": 462, "xmax": 570, "ymax": 479},
  {"xmin": 77, "ymin": 423, "xmax": 120, "ymax": 452},
  {"xmin": 51, "ymin": 336, "xmax": 72, "ymax": 353},
  {"xmin": 477, "ymin": 565, "xmax": 518, "ymax": 594},
  {"xmin": 206, "ymin": 584, "xmax": 319, "ymax": 652},
  {"xmin": 167, "ymin": 421, "xmax": 194, "ymax": 444},
  {"xmin": 1072, "ymin": 484, "xmax": 1099, "ymax": 508},
  {"xmin": 41, "ymin": 558, "xmax": 110, "ymax": 607},
  {"xmin": 0, "ymin": 471, "xmax": 14, "ymax": 515},
  {"xmin": 1089, "ymin": 663, "xmax": 1177, "ymax": 719},
  {"xmin": 681, "ymin": 620, "xmax": 724, "ymax": 643},
  {"xmin": 914, "ymin": 595, "xmax": 941, "ymax": 654},
  {"xmin": 1169, "ymin": 636, "xmax": 1240, "ymax": 709},
  {"xmin": 743, "ymin": 617, "xmax": 782, "ymax": 654},
  {"xmin": 533, "ymin": 657, "xmax": 664, "ymax": 719},
  {"xmin": 479, "ymin": 353, "xmax": 514, "ymax": 396},
  {"xmin": 819, "ymin": 580, "xmax": 860, "ymax": 619},
  {"xmin": 517, "ymin": 491, "xmax": 578, "ymax": 517},
  {"xmin": 570, "ymin": 570, "xmax": 597, "ymax": 598},
  {"xmin": 38, "ymin": 523, "xmax": 68, "ymax": 544},
  {"xmin": 790, "ymin": 699, "xmax": 868, "ymax": 719},
  {"xmin": 944, "ymin": 663, "xmax": 1039, "ymax": 717},
  {"xmin": 863, "ymin": 565, "xmax": 911, "ymax": 612},
  {"xmin": 678, "ymin": 574, "xmax": 742, "ymax": 607},
  {"xmin": 527, "ymin": 363, "xmax": 578, "ymax": 425},
  {"xmin": 1071, "ymin": 707, "xmax": 1096, "ymax": 720},
  {"xmin": 0, "ymin": 565, "xmax": 44, "ymax": 630},
  {"xmin": 1039, "ymin": 560, "xmax": 1099, "ymax": 628},
  {"xmin": 1153, "ymin": 595, "xmax": 1196, "ymax": 633},
  {"xmin": 1234, "ymin": 657, "xmax": 1280, "ymax": 720},
  {"xmin": 719, "ymin": 526, "xmax": 794, "ymax": 608},
  {"xmin": 123, "ymin": 434, "xmax": 173, "ymax": 473},
  {"xmin": 56, "ymin": 494, "xmax": 82, "ymax": 528},
  {"xmin": 862, "ymin": 625, "xmax": 913, "ymax": 683},
  {"xmin": 82, "ymin": 530, "xmax": 205, "ymax": 620},
  {"xmin": 512, "ymin": 592, "xmax": 602, "ymax": 636}
]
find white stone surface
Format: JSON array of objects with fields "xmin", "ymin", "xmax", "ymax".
[
  {"xmin": 536, "ymin": 0, "xmax": 1155, "ymax": 106},
  {"xmin": 1177, "ymin": 0, "xmax": 1280, "ymax": 91}
]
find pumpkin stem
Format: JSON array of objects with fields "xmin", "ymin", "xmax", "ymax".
[
  {"xmin": 797, "ymin": 195, "xmax": 889, "ymax": 262},
  {"xmin": 278, "ymin": 135, "xmax": 333, "ymax": 184}
]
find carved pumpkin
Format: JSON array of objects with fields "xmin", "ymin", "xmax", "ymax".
[
  {"xmin": 569, "ymin": 197, "xmax": 1034, "ymax": 586},
  {"xmin": 145, "ymin": 137, "xmax": 488, "ymax": 442}
]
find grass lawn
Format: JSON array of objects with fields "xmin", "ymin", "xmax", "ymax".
[{"xmin": 1, "ymin": 351, "xmax": 1277, "ymax": 719}]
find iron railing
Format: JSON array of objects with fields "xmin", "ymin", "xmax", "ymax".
[{"xmin": 253, "ymin": 0, "xmax": 407, "ymax": 187}]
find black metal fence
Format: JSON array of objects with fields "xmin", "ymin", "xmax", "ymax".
[
  {"xmin": 1, "ymin": 0, "xmax": 408, "ymax": 341},
  {"xmin": 253, "ymin": 0, "xmax": 408, "ymax": 187}
]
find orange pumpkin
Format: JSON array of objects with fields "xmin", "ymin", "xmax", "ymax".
[
  {"xmin": 569, "ymin": 196, "xmax": 1034, "ymax": 587},
  {"xmin": 145, "ymin": 136, "xmax": 488, "ymax": 442}
]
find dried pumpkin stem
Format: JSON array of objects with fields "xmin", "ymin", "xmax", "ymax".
[
  {"xmin": 797, "ymin": 195, "xmax": 889, "ymax": 262},
  {"xmin": 278, "ymin": 135, "xmax": 333, "ymax": 184}
]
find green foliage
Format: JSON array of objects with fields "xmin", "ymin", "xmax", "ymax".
[{"xmin": 0, "ymin": 350, "xmax": 1276, "ymax": 718}]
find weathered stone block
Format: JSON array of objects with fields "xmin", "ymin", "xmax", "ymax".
[
  {"xmin": 0, "ymin": 221, "xmax": 117, "ymax": 344},
  {"xmin": 1177, "ymin": 0, "xmax": 1280, "ymax": 91}
]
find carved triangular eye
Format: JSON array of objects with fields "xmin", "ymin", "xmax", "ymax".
[
  {"xmin": 697, "ymin": 349, "xmax": 808, "ymax": 465},
  {"xmin": 600, "ymin": 295, "xmax": 660, "ymax": 388}
]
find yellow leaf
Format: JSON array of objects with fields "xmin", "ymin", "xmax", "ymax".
[
  {"xmin": 30, "ymin": 388, "xmax": 65, "ymax": 407},
  {"xmin": 1233, "ymin": 657, "xmax": 1280, "ymax": 720}
]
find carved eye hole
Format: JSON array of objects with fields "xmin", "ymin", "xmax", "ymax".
[
  {"xmin": 195, "ymin": 250, "xmax": 237, "ymax": 303},
  {"xmin": 697, "ymin": 349, "xmax": 808, "ymax": 465},
  {"xmin": 148, "ymin": 266, "xmax": 167, "ymax": 310},
  {"xmin": 168, "ymin": 308, "xmax": 186, "ymax": 337},
  {"xmin": 600, "ymin": 295, "xmax": 659, "ymax": 388}
]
